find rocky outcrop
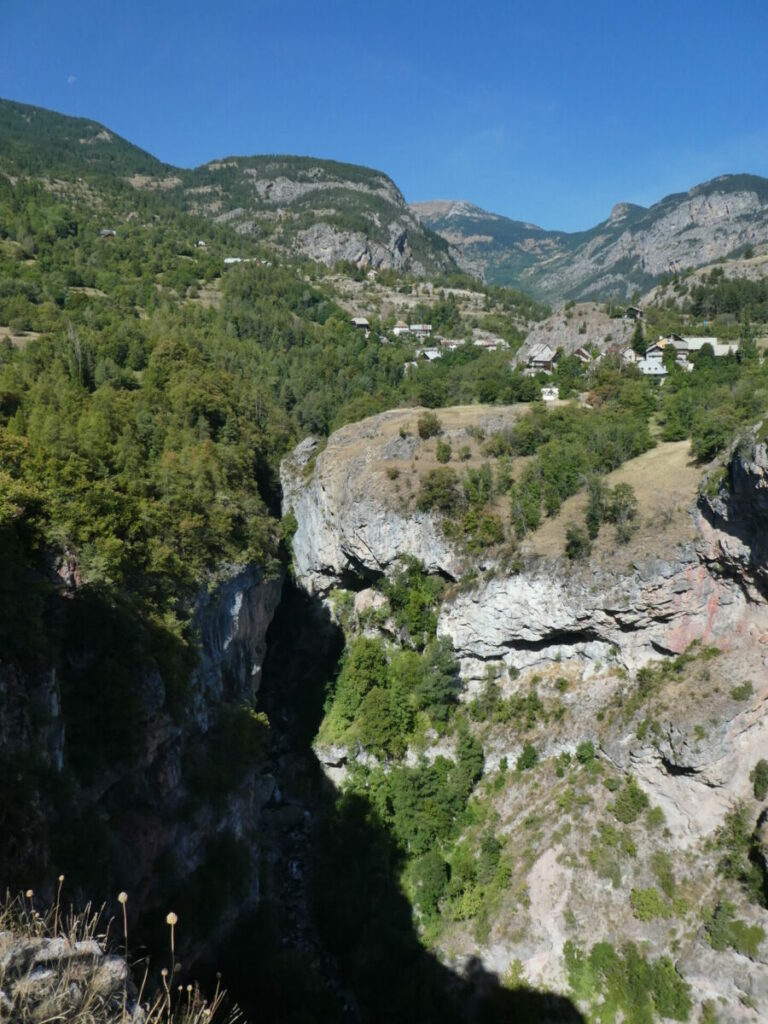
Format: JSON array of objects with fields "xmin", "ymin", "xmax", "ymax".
[
  {"xmin": 281, "ymin": 428, "xmax": 464, "ymax": 594},
  {"xmin": 437, "ymin": 548, "xmax": 761, "ymax": 680},
  {"xmin": 0, "ymin": 933, "xmax": 140, "ymax": 1022},
  {"xmin": 698, "ymin": 436, "xmax": 768, "ymax": 596}
]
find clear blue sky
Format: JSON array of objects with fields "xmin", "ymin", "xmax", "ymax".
[{"xmin": 1, "ymin": 0, "xmax": 767, "ymax": 231}]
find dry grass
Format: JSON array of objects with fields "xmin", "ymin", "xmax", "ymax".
[
  {"xmin": 0, "ymin": 325, "xmax": 41, "ymax": 348},
  {"xmin": 0, "ymin": 887, "xmax": 240, "ymax": 1024},
  {"xmin": 529, "ymin": 440, "xmax": 703, "ymax": 560}
]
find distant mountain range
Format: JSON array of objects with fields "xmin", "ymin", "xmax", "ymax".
[
  {"xmin": 3, "ymin": 97, "xmax": 768, "ymax": 302},
  {"xmin": 411, "ymin": 178, "xmax": 768, "ymax": 301}
]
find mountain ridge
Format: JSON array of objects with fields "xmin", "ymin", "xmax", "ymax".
[
  {"xmin": 412, "ymin": 173, "xmax": 768, "ymax": 300},
  {"xmin": 0, "ymin": 97, "xmax": 456, "ymax": 275}
]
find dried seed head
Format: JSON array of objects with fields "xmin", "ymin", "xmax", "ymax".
[
  {"xmin": 58, "ymin": 874, "xmax": 65, "ymax": 883},
  {"xmin": 118, "ymin": 892, "xmax": 128, "ymax": 905},
  {"xmin": 166, "ymin": 911, "xmax": 178, "ymax": 926},
  {"xmin": 25, "ymin": 889, "xmax": 34, "ymax": 898}
]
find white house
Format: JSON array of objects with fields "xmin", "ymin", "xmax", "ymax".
[
  {"xmin": 392, "ymin": 320, "xmax": 410, "ymax": 337},
  {"xmin": 351, "ymin": 316, "xmax": 370, "ymax": 330},
  {"xmin": 442, "ymin": 338, "xmax": 466, "ymax": 351},
  {"xmin": 409, "ymin": 323, "xmax": 433, "ymax": 339},
  {"xmin": 541, "ymin": 385, "xmax": 560, "ymax": 402}
]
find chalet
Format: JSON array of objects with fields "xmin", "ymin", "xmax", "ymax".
[
  {"xmin": 351, "ymin": 316, "xmax": 370, "ymax": 330},
  {"xmin": 409, "ymin": 323, "xmax": 433, "ymax": 339},
  {"xmin": 573, "ymin": 346, "xmax": 593, "ymax": 364},
  {"xmin": 392, "ymin": 320, "xmax": 410, "ymax": 337},
  {"xmin": 622, "ymin": 306, "xmax": 644, "ymax": 321},
  {"xmin": 541, "ymin": 385, "xmax": 560, "ymax": 402},
  {"xmin": 621, "ymin": 348, "xmax": 639, "ymax": 365},
  {"xmin": 637, "ymin": 343, "xmax": 668, "ymax": 378},
  {"xmin": 526, "ymin": 343, "xmax": 558, "ymax": 375}
]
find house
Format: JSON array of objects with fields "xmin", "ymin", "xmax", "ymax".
[
  {"xmin": 409, "ymin": 323, "xmax": 433, "ymax": 339},
  {"xmin": 441, "ymin": 338, "xmax": 466, "ymax": 351},
  {"xmin": 392, "ymin": 320, "xmax": 410, "ymax": 337},
  {"xmin": 541, "ymin": 385, "xmax": 560, "ymax": 402},
  {"xmin": 472, "ymin": 329, "xmax": 509, "ymax": 353},
  {"xmin": 98, "ymin": 228, "xmax": 116, "ymax": 238},
  {"xmin": 351, "ymin": 316, "xmax": 370, "ymax": 330},
  {"xmin": 637, "ymin": 356, "xmax": 668, "ymax": 378},
  {"xmin": 195, "ymin": 240, "xmax": 207, "ymax": 249},
  {"xmin": 622, "ymin": 306, "xmax": 644, "ymax": 321},
  {"xmin": 416, "ymin": 347, "xmax": 442, "ymax": 361},
  {"xmin": 682, "ymin": 336, "xmax": 737, "ymax": 358},
  {"xmin": 621, "ymin": 348, "xmax": 639, "ymax": 365},
  {"xmin": 403, "ymin": 360, "xmax": 419, "ymax": 374},
  {"xmin": 637, "ymin": 343, "xmax": 668, "ymax": 377},
  {"xmin": 573, "ymin": 346, "xmax": 593, "ymax": 364},
  {"xmin": 526, "ymin": 343, "xmax": 558, "ymax": 374}
]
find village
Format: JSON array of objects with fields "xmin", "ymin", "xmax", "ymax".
[{"xmin": 348, "ymin": 302, "xmax": 741, "ymax": 400}]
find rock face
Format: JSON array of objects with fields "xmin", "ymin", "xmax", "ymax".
[
  {"xmin": 0, "ymin": 563, "xmax": 283, "ymax": 933},
  {"xmin": 191, "ymin": 155, "xmax": 456, "ymax": 276},
  {"xmin": 281, "ymin": 426, "xmax": 464, "ymax": 595},
  {"xmin": 437, "ymin": 548, "xmax": 759, "ymax": 679},
  {"xmin": 413, "ymin": 175, "xmax": 768, "ymax": 301},
  {"xmin": 0, "ymin": 933, "xmax": 141, "ymax": 1022},
  {"xmin": 698, "ymin": 436, "xmax": 768, "ymax": 597}
]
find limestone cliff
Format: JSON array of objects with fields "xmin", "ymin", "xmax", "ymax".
[{"xmin": 282, "ymin": 408, "xmax": 768, "ymax": 1021}]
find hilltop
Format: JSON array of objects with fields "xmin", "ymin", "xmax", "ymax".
[{"xmin": 0, "ymin": 98, "xmax": 456, "ymax": 274}]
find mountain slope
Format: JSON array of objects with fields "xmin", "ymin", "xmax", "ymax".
[
  {"xmin": 413, "ymin": 175, "xmax": 768, "ymax": 301},
  {"xmin": 0, "ymin": 98, "xmax": 456, "ymax": 274}
]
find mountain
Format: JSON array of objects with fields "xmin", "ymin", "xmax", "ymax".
[
  {"xmin": 0, "ymin": 98, "xmax": 456, "ymax": 274},
  {"xmin": 412, "ymin": 175, "xmax": 768, "ymax": 302}
]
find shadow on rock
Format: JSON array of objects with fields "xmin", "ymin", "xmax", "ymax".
[{"xmin": 215, "ymin": 580, "xmax": 585, "ymax": 1024}]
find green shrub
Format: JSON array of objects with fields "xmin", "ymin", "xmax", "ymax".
[
  {"xmin": 575, "ymin": 740, "xmax": 595, "ymax": 765},
  {"xmin": 416, "ymin": 467, "xmax": 460, "ymax": 514},
  {"xmin": 565, "ymin": 521, "xmax": 591, "ymax": 560},
  {"xmin": 417, "ymin": 411, "xmax": 442, "ymax": 439},
  {"xmin": 516, "ymin": 742, "xmax": 538, "ymax": 771},
  {"xmin": 751, "ymin": 758, "xmax": 768, "ymax": 801},
  {"xmin": 435, "ymin": 438, "xmax": 452, "ymax": 463},
  {"xmin": 630, "ymin": 886, "xmax": 673, "ymax": 921},
  {"xmin": 731, "ymin": 680, "xmax": 754, "ymax": 701},
  {"xmin": 611, "ymin": 777, "xmax": 649, "ymax": 823}
]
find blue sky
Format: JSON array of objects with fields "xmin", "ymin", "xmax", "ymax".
[{"xmin": 1, "ymin": 0, "xmax": 767, "ymax": 231}]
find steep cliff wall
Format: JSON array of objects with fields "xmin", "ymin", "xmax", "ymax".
[
  {"xmin": 0, "ymin": 563, "xmax": 283, "ymax": 934},
  {"xmin": 282, "ymin": 411, "xmax": 768, "ymax": 1020}
]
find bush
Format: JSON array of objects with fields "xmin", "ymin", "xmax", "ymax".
[
  {"xmin": 435, "ymin": 439, "xmax": 451, "ymax": 463},
  {"xmin": 751, "ymin": 758, "xmax": 768, "ymax": 801},
  {"xmin": 630, "ymin": 886, "xmax": 673, "ymax": 921},
  {"xmin": 731, "ymin": 680, "xmax": 753, "ymax": 701},
  {"xmin": 416, "ymin": 467, "xmax": 460, "ymax": 515},
  {"xmin": 611, "ymin": 776, "xmax": 649, "ymax": 823},
  {"xmin": 417, "ymin": 411, "xmax": 442, "ymax": 439},
  {"xmin": 565, "ymin": 522, "xmax": 591, "ymax": 560},
  {"xmin": 575, "ymin": 740, "xmax": 595, "ymax": 765},
  {"xmin": 516, "ymin": 742, "xmax": 538, "ymax": 771}
]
